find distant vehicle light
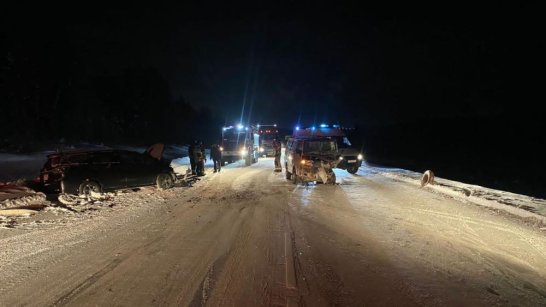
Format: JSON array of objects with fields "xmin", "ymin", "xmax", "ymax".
[
  {"xmin": 339, "ymin": 156, "xmax": 344, "ymax": 160},
  {"xmin": 220, "ymin": 146, "xmax": 224, "ymax": 151},
  {"xmin": 245, "ymin": 127, "xmax": 249, "ymax": 131},
  {"xmin": 237, "ymin": 124, "xmax": 244, "ymax": 130},
  {"xmin": 240, "ymin": 149, "xmax": 248, "ymax": 156},
  {"xmin": 320, "ymin": 124, "xmax": 328, "ymax": 128},
  {"xmin": 257, "ymin": 124, "xmax": 261, "ymax": 128},
  {"xmin": 300, "ymin": 159, "xmax": 306, "ymax": 165},
  {"xmin": 222, "ymin": 127, "xmax": 227, "ymax": 131},
  {"xmin": 260, "ymin": 147, "xmax": 264, "ymax": 152},
  {"xmin": 288, "ymin": 155, "xmax": 292, "ymax": 160},
  {"xmin": 274, "ymin": 124, "xmax": 277, "ymax": 127},
  {"xmin": 357, "ymin": 154, "xmax": 363, "ymax": 160},
  {"xmin": 311, "ymin": 126, "xmax": 316, "ymax": 130}
]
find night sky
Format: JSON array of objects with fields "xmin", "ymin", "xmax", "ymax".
[{"xmin": 2, "ymin": 3, "xmax": 545, "ymax": 196}]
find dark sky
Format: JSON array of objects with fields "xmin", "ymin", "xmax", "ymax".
[{"xmin": 3, "ymin": 2, "xmax": 543, "ymax": 128}]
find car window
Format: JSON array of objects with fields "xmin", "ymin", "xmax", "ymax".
[
  {"xmin": 303, "ymin": 141, "xmax": 336, "ymax": 153},
  {"xmin": 119, "ymin": 152, "xmax": 139, "ymax": 164},
  {"xmin": 119, "ymin": 151, "xmax": 157, "ymax": 165},
  {"xmin": 287, "ymin": 140, "xmax": 293, "ymax": 150},
  {"xmin": 295, "ymin": 141, "xmax": 303, "ymax": 154},
  {"xmin": 91, "ymin": 152, "xmax": 119, "ymax": 164},
  {"xmin": 60, "ymin": 153, "xmax": 89, "ymax": 165},
  {"xmin": 340, "ymin": 137, "xmax": 352, "ymax": 148}
]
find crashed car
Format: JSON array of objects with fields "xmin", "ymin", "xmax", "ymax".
[
  {"xmin": 284, "ymin": 136, "xmax": 340, "ymax": 184},
  {"xmin": 40, "ymin": 148, "xmax": 175, "ymax": 196}
]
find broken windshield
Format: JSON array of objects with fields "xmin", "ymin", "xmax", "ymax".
[{"xmin": 303, "ymin": 141, "xmax": 336, "ymax": 153}]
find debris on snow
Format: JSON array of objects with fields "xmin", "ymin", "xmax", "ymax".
[
  {"xmin": 0, "ymin": 183, "xmax": 47, "ymax": 210},
  {"xmin": 369, "ymin": 164, "xmax": 546, "ymax": 225},
  {"xmin": 420, "ymin": 170, "xmax": 435, "ymax": 187},
  {"xmin": 0, "ymin": 209, "xmax": 37, "ymax": 216}
]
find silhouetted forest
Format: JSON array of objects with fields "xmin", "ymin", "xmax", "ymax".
[{"xmin": 0, "ymin": 53, "xmax": 224, "ymax": 150}]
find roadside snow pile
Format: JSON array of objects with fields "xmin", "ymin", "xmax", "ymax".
[
  {"xmin": 362, "ymin": 163, "xmax": 546, "ymax": 224},
  {"xmin": 0, "ymin": 184, "xmax": 47, "ymax": 210},
  {"xmin": 0, "ymin": 186, "xmax": 179, "ymax": 229}
]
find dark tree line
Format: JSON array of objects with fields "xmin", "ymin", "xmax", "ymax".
[{"xmin": 1, "ymin": 52, "xmax": 224, "ymax": 151}]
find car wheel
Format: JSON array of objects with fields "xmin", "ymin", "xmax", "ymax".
[
  {"xmin": 292, "ymin": 167, "xmax": 298, "ymax": 184},
  {"xmin": 327, "ymin": 171, "xmax": 337, "ymax": 184},
  {"xmin": 79, "ymin": 181, "xmax": 101, "ymax": 196},
  {"xmin": 285, "ymin": 166, "xmax": 292, "ymax": 180},
  {"xmin": 156, "ymin": 173, "xmax": 174, "ymax": 190},
  {"xmin": 347, "ymin": 166, "xmax": 359, "ymax": 174}
]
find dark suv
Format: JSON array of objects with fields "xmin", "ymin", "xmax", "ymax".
[{"xmin": 40, "ymin": 149, "xmax": 175, "ymax": 195}]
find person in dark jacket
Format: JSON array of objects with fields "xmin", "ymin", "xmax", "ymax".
[
  {"xmin": 273, "ymin": 137, "xmax": 282, "ymax": 172},
  {"xmin": 211, "ymin": 144, "xmax": 222, "ymax": 172},
  {"xmin": 194, "ymin": 140, "xmax": 206, "ymax": 176},
  {"xmin": 188, "ymin": 141, "xmax": 197, "ymax": 175}
]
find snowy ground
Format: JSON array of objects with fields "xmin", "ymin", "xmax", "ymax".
[{"xmin": 1, "ymin": 156, "xmax": 545, "ymax": 305}]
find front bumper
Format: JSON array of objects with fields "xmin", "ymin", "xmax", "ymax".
[{"xmin": 336, "ymin": 157, "xmax": 363, "ymax": 169}]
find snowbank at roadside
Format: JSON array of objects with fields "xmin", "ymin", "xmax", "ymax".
[{"xmin": 362, "ymin": 163, "xmax": 546, "ymax": 225}]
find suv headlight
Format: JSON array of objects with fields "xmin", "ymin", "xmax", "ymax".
[
  {"xmin": 357, "ymin": 154, "xmax": 363, "ymax": 160},
  {"xmin": 300, "ymin": 159, "xmax": 313, "ymax": 166}
]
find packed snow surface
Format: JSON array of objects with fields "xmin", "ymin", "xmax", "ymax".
[{"xmin": 1, "ymin": 154, "xmax": 545, "ymax": 305}]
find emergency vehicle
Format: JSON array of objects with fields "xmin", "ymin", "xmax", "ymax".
[
  {"xmin": 257, "ymin": 124, "xmax": 279, "ymax": 157},
  {"xmin": 284, "ymin": 125, "xmax": 342, "ymax": 184},
  {"xmin": 221, "ymin": 124, "xmax": 260, "ymax": 166}
]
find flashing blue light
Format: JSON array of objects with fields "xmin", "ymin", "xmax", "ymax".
[
  {"xmin": 295, "ymin": 126, "xmax": 300, "ymax": 130},
  {"xmin": 311, "ymin": 126, "xmax": 316, "ymax": 131},
  {"xmin": 245, "ymin": 127, "xmax": 249, "ymax": 131},
  {"xmin": 320, "ymin": 124, "xmax": 328, "ymax": 128},
  {"xmin": 332, "ymin": 124, "xmax": 339, "ymax": 128}
]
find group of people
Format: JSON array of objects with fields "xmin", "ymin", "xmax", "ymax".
[
  {"xmin": 189, "ymin": 137, "xmax": 282, "ymax": 176},
  {"xmin": 188, "ymin": 141, "xmax": 222, "ymax": 176},
  {"xmin": 188, "ymin": 140, "xmax": 206, "ymax": 176}
]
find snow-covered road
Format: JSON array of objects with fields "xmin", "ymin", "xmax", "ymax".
[{"xmin": 1, "ymin": 158, "xmax": 545, "ymax": 306}]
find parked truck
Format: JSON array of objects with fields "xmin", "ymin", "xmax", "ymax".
[
  {"xmin": 257, "ymin": 124, "xmax": 279, "ymax": 157},
  {"xmin": 221, "ymin": 124, "xmax": 259, "ymax": 166}
]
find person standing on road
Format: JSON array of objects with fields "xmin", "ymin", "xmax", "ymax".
[
  {"xmin": 273, "ymin": 137, "xmax": 282, "ymax": 172},
  {"xmin": 195, "ymin": 140, "xmax": 206, "ymax": 176},
  {"xmin": 188, "ymin": 141, "xmax": 197, "ymax": 175},
  {"xmin": 211, "ymin": 144, "xmax": 222, "ymax": 173}
]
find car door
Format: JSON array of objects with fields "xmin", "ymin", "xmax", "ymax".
[
  {"xmin": 92, "ymin": 151, "xmax": 126, "ymax": 190},
  {"xmin": 122, "ymin": 152, "xmax": 158, "ymax": 187},
  {"xmin": 285, "ymin": 139, "xmax": 294, "ymax": 171}
]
